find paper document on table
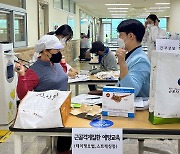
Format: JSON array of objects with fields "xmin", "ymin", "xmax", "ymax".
[
  {"xmin": 71, "ymin": 94, "xmax": 102, "ymax": 105},
  {"xmin": 95, "ymin": 71, "xmax": 120, "ymax": 80},
  {"xmin": 79, "ymin": 70, "xmax": 90, "ymax": 75},
  {"xmin": 135, "ymin": 97, "xmax": 149, "ymax": 110},
  {"xmin": 68, "ymin": 75, "xmax": 89, "ymax": 83}
]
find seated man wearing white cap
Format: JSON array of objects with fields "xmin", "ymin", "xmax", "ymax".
[{"xmin": 16, "ymin": 35, "xmax": 72, "ymax": 154}]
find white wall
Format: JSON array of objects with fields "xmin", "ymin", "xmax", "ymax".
[
  {"xmin": 25, "ymin": 0, "xmax": 98, "ymax": 46},
  {"xmin": 0, "ymin": 0, "xmax": 21, "ymax": 7},
  {"xmin": 26, "ymin": 0, "xmax": 80, "ymax": 46},
  {"xmin": 47, "ymin": 0, "xmax": 81, "ymax": 39},
  {"xmin": 80, "ymin": 20, "xmax": 89, "ymax": 35},
  {"xmin": 74, "ymin": 4, "xmax": 80, "ymax": 39},
  {"xmin": 26, "ymin": 0, "xmax": 39, "ymax": 47},
  {"xmin": 169, "ymin": 0, "xmax": 180, "ymax": 33}
]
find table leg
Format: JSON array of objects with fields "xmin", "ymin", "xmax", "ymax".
[
  {"xmin": 41, "ymin": 136, "xmax": 53, "ymax": 154},
  {"xmin": 75, "ymin": 84, "xmax": 79, "ymax": 96},
  {"xmin": 138, "ymin": 139, "xmax": 144, "ymax": 154},
  {"xmin": 138, "ymin": 139, "xmax": 171, "ymax": 154},
  {"xmin": 67, "ymin": 84, "xmax": 70, "ymax": 91},
  {"xmin": 178, "ymin": 139, "xmax": 180, "ymax": 154},
  {"xmin": 14, "ymin": 134, "xmax": 23, "ymax": 154}
]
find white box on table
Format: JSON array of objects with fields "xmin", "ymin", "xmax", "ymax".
[{"xmin": 102, "ymin": 86, "xmax": 135, "ymax": 118}]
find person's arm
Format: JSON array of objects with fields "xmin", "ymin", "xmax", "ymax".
[
  {"xmin": 17, "ymin": 69, "xmax": 39, "ymax": 100},
  {"xmin": 142, "ymin": 28, "xmax": 149, "ymax": 44},
  {"xmin": 60, "ymin": 59, "xmax": 67, "ymax": 73},
  {"xmin": 118, "ymin": 60, "xmax": 150, "ymax": 96},
  {"xmin": 149, "ymin": 26, "xmax": 159, "ymax": 42},
  {"xmin": 89, "ymin": 67, "xmax": 102, "ymax": 75},
  {"xmin": 149, "ymin": 26, "xmax": 167, "ymax": 42},
  {"xmin": 116, "ymin": 48, "xmax": 128, "ymax": 79},
  {"xmin": 116, "ymin": 50, "xmax": 150, "ymax": 96},
  {"xmin": 85, "ymin": 49, "xmax": 91, "ymax": 59},
  {"xmin": 68, "ymin": 68, "xmax": 78, "ymax": 78},
  {"xmin": 66, "ymin": 63, "xmax": 72, "ymax": 72},
  {"xmin": 66, "ymin": 63, "xmax": 78, "ymax": 78},
  {"xmin": 103, "ymin": 52, "xmax": 118, "ymax": 71}
]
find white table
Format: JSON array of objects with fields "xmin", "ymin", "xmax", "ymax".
[{"xmin": 68, "ymin": 75, "xmax": 118, "ymax": 95}]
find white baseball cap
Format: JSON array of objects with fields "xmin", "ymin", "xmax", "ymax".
[{"xmin": 34, "ymin": 35, "xmax": 64, "ymax": 53}]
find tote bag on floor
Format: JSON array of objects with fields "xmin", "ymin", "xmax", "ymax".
[{"xmin": 149, "ymin": 50, "xmax": 180, "ymax": 124}]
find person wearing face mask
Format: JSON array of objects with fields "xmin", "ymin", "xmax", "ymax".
[
  {"xmin": 88, "ymin": 41, "xmax": 118, "ymax": 94},
  {"xmin": 48, "ymin": 24, "xmax": 73, "ymax": 44},
  {"xmin": 16, "ymin": 35, "xmax": 72, "ymax": 154},
  {"xmin": 89, "ymin": 41, "xmax": 118, "ymax": 75},
  {"xmin": 116, "ymin": 19, "xmax": 150, "ymax": 97},
  {"xmin": 47, "ymin": 24, "xmax": 78, "ymax": 78},
  {"xmin": 143, "ymin": 14, "xmax": 167, "ymax": 60}
]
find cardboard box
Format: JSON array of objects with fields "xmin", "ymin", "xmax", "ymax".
[
  {"xmin": 14, "ymin": 90, "xmax": 71, "ymax": 129},
  {"xmin": 60, "ymin": 91, "xmax": 71, "ymax": 125},
  {"xmin": 102, "ymin": 86, "xmax": 135, "ymax": 118}
]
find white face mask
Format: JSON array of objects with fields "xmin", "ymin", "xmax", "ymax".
[
  {"xmin": 147, "ymin": 24, "xmax": 154, "ymax": 28},
  {"xmin": 60, "ymin": 38, "xmax": 67, "ymax": 45},
  {"xmin": 117, "ymin": 38, "xmax": 125, "ymax": 48}
]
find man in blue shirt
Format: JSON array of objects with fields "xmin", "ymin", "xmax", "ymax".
[{"xmin": 116, "ymin": 19, "xmax": 150, "ymax": 97}]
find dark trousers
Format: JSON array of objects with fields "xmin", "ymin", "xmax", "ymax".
[
  {"xmin": 80, "ymin": 48, "xmax": 89, "ymax": 60},
  {"xmin": 88, "ymin": 84, "xmax": 115, "ymax": 91},
  {"xmin": 57, "ymin": 137, "xmax": 72, "ymax": 152},
  {"xmin": 88, "ymin": 85, "xmax": 97, "ymax": 91}
]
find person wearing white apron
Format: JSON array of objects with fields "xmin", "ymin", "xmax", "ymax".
[{"xmin": 143, "ymin": 14, "xmax": 167, "ymax": 61}]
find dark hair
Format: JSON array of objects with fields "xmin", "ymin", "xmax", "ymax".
[
  {"xmin": 90, "ymin": 41, "xmax": 105, "ymax": 53},
  {"xmin": 146, "ymin": 14, "xmax": 160, "ymax": 23},
  {"xmin": 55, "ymin": 24, "xmax": 73, "ymax": 41},
  {"xmin": 47, "ymin": 31, "xmax": 55, "ymax": 35},
  {"xmin": 117, "ymin": 19, "xmax": 145, "ymax": 42}
]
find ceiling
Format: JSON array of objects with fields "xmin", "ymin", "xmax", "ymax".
[{"xmin": 73, "ymin": 0, "xmax": 170, "ymax": 18}]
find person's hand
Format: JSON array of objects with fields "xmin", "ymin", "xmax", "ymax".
[
  {"xmin": 144, "ymin": 21, "xmax": 148, "ymax": 29},
  {"xmin": 155, "ymin": 20, "xmax": 159, "ymax": 26},
  {"xmin": 116, "ymin": 48, "xmax": 126, "ymax": 65},
  {"xmin": 85, "ymin": 50, "xmax": 91, "ymax": 59},
  {"xmin": 15, "ymin": 61, "xmax": 26, "ymax": 76},
  {"xmin": 68, "ymin": 68, "xmax": 78, "ymax": 78}
]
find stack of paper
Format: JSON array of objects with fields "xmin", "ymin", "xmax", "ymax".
[
  {"xmin": 95, "ymin": 71, "xmax": 120, "ymax": 80},
  {"xmin": 71, "ymin": 94, "xmax": 102, "ymax": 106},
  {"xmin": 135, "ymin": 97, "xmax": 149, "ymax": 110},
  {"xmin": 68, "ymin": 75, "xmax": 89, "ymax": 83}
]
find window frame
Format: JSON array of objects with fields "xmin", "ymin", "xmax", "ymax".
[
  {"xmin": 102, "ymin": 17, "xmax": 167, "ymax": 41},
  {"xmin": 62, "ymin": 0, "xmax": 70, "ymax": 12},
  {"xmin": 13, "ymin": 11, "xmax": 27, "ymax": 48},
  {"xmin": 53, "ymin": 0, "xmax": 76, "ymax": 14},
  {"xmin": 53, "ymin": 0, "xmax": 63, "ymax": 9},
  {"xmin": 0, "ymin": 3, "xmax": 27, "ymax": 48}
]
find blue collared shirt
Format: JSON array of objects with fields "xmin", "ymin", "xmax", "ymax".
[{"xmin": 117, "ymin": 47, "xmax": 150, "ymax": 97}]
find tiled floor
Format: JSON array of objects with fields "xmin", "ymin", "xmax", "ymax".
[
  {"xmin": 0, "ymin": 135, "xmax": 179, "ymax": 154},
  {"xmin": 0, "ymin": 60, "xmax": 179, "ymax": 154}
]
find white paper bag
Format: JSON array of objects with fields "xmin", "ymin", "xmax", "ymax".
[
  {"xmin": 14, "ymin": 90, "xmax": 71, "ymax": 129},
  {"xmin": 149, "ymin": 50, "xmax": 180, "ymax": 124}
]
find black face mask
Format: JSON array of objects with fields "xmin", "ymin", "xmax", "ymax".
[{"xmin": 50, "ymin": 51, "xmax": 62, "ymax": 63}]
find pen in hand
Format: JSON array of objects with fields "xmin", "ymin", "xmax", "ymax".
[{"xmin": 14, "ymin": 60, "xmax": 29, "ymax": 69}]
